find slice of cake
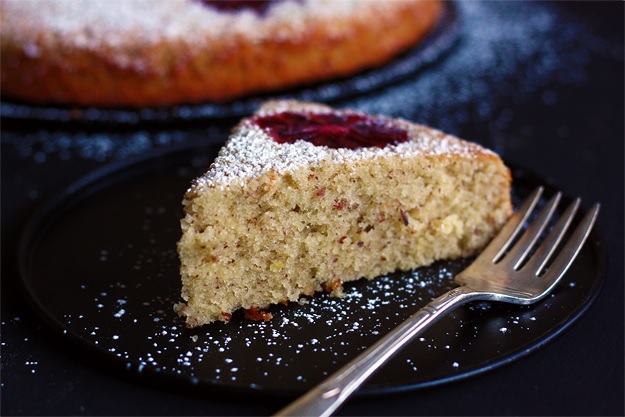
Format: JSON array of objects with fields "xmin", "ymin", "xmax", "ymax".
[{"xmin": 176, "ymin": 100, "xmax": 512, "ymax": 327}]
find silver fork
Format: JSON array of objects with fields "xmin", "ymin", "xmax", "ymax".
[{"xmin": 274, "ymin": 187, "xmax": 600, "ymax": 417}]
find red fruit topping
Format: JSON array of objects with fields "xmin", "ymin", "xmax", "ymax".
[
  {"xmin": 198, "ymin": 0, "xmax": 280, "ymax": 14},
  {"xmin": 253, "ymin": 111, "xmax": 409, "ymax": 150}
]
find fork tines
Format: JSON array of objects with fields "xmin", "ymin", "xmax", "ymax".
[{"xmin": 488, "ymin": 187, "xmax": 600, "ymax": 280}]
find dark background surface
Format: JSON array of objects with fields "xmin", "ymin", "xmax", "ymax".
[{"xmin": 2, "ymin": 1, "xmax": 623, "ymax": 416}]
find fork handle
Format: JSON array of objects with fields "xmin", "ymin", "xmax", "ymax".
[{"xmin": 273, "ymin": 286, "xmax": 478, "ymax": 417}]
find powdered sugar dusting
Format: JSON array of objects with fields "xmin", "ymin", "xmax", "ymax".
[
  {"xmin": 57, "ymin": 252, "xmax": 554, "ymax": 392},
  {"xmin": 2, "ymin": 0, "xmax": 402, "ymax": 72},
  {"xmin": 349, "ymin": 1, "xmax": 618, "ymax": 141},
  {"xmin": 191, "ymin": 101, "xmax": 491, "ymax": 191}
]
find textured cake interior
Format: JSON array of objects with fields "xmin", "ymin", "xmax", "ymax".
[{"xmin": 176, "ymin": 144, "xmax": 511, "ymax": 326}]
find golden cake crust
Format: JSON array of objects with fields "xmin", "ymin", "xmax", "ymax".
[
  {"xmin": 176, "ymin": 100, "xmax": 512, "ymax": 327},
  {"xmin": 0, "ymin": 0, "xmax": 443, "ymax": 107}
]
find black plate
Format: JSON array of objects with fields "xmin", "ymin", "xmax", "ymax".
[
  {"xmin": 18, "ymin": 141, "xmax": 604, "ymax": 397},
  {"xmin": 0, "ymin": 2, "xmax": 459, "ymax": 126}
]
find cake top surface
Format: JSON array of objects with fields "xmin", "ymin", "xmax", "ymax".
[
  {"xmin": 1, "ymin": 0, "xmax": 414, "ymax": 48},
  {"xmin": 191, "ymin": 100, "xmax": 496, "ymax": 192},
  {"xmin": 1, "ymin": 0, "xmax": 437, "ymax": 77}
]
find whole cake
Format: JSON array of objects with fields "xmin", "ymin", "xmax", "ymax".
[
  {"xmin": 0, "ymin": 0, "xmax": 443, "ymax": 107},
  {"xmin": 176, "ymin": 100, "xmax": 512, "ymax": 326}
]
